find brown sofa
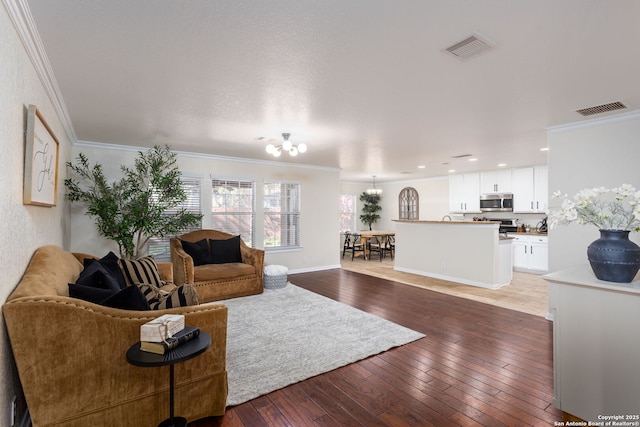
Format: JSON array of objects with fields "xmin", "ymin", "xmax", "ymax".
[
  {"xmin": 2, "ymin": 245, "xmax": 228, "ymax": 427},
  {"xmin": 170, "ymin": 229, "xmax": 265, "ymax": 303}
]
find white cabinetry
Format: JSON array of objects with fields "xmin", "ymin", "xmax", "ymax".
[
  {"xmin": 480, "ymin": 169, "xmax": 512, "ymax": 194},
  {"xmin": 544, "ymin": 268, "xmax": 640, "ymax": 422},
  {"xmin": 512, "ymin": 166, "xmax": 548, "ymax": 213},
  {"xmin": 510, "ymin": 234, "xmax": 548, "ymax": 272},
  {"xmin": 448, "ymin": 173, "xmax": 480, "ymax": 213}
]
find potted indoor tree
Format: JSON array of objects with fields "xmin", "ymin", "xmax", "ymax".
[
  {"xmin": 359, "ymin": 192, "xmax": 381, "ymax": 231},
  {"xmin": 64, "ymin": 145, "xmax": 202, "ymax": 259}
]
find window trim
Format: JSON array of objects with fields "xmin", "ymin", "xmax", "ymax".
[
  {"xmin": 263, "ymin": 180, "xmax": 301, "ymax": 250},
  {"xmin": 211, "ymin": 178, "xmax": 256, "ymax": 247}
]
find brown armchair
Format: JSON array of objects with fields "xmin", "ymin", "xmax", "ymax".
[
  {"xmin": 170, "ymin": 229, "xmax": 265, "ymax": 303},
  {"xmin": 2, "ymin": 245, "xmax": 228, "ymax": 427}
]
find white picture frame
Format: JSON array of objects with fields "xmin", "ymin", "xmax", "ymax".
[{"xmin": 24, "ymin": 104, "xmax": 59, "ymax": 206}]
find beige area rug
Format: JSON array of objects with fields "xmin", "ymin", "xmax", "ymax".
[
  {"xmin": 341, "ymin": 256, "xmax": 550, "ymax": 317},
  {"xmin": 222, "ymin": 284, "xmax": 424, "ymax": 406}
]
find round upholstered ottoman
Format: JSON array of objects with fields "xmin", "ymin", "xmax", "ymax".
[{"xmin": 263, "ymin": 265, "xmax": 288, "ymax": 289}]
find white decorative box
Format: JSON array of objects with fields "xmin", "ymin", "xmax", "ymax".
[{"xmin": 140, "ymin": 314, "xmax": 185, "ymax": 342}]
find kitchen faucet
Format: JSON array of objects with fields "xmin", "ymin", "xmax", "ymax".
[{"xmin": 442, "ymin": 215, "xmax": 452, "ymax": 221}]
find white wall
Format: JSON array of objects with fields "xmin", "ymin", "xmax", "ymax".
[
  {"xmin": 1, "ymin": 4, "xmax": 73, "ymax": 425},
  {"xmin": 69, "ymin": 142, "xmax": 342, "ymax": 273},
  {"xmin": 341, "ymin": 176, "xmax": 449, "ymax": 232},
  {"xmin": 548, "ymin": 111, "xmax": 640, "ymax": 272}
]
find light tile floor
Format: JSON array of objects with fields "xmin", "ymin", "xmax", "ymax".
[{"xmin": 340, "ymin": 255, "xmax": 550, "ymax": 318}]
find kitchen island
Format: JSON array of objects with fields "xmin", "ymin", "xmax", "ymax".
[{"xmin": 392, "ymin": 220, "xmax": 513, "ymax": 289}]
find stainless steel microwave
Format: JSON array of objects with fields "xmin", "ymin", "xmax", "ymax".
[{"xmin": 480, "ymin": 193, "xmax": 513, "ymax": 212}]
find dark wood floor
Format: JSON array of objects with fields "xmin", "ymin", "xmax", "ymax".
[{"xmin": 190, "ymin": 268, "xmax": 562, "ymax": 427}]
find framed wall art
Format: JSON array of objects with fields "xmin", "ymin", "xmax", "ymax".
[{"xmin": 24, "ymin": 104, "xmax": 59, "ymax": 206}]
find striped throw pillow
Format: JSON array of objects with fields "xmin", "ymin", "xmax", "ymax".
[
  {"xmin": 118, "ymin": 256, "xmax": 163, "ymax": 288},
  {"xmin": 137, "ymin": 283, "xmax": 199, "ymax": 310},
  {"xmin": 118, "ymin": 256, "xmax": 199, "ymax": 309}
]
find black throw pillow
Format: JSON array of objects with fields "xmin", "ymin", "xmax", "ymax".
[
  {"xmin": 180, "ymin": 238, "xmax": 211, "ymax": 266},
  {"xmin": 83, "ymin": 251, "xmax": 127, "ymax": 289},
  {"xmin": 68, "ymin": 284, "xmax": 151, "ymax": 311},
  {"xmin": 75, "ymin": 260, "xmax": 121, "ymax": 291},
  {"xmin": 209, "ymin": 235, "xmax": 242, "ymax": 264},
  {"xmin": 101, "ymin": 286, "xmax": 151, "ymax": 311},
  {"xmin": 69, "ymin": 283, "xmax": 116, "ymax": 304}
]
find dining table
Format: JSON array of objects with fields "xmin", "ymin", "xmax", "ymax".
[{"xmin": 356, "ymin": 230, "xmax": 395, "ymax": 260}]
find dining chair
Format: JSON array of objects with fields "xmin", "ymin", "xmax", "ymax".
[
  {"xmin": 367, "ymin": 236, "xmax": 384, "ymax": 261},
  {"xmin": 383, "ymin": 234, "xmax": 395, "ymax": 260},
  {"xmin": 343, "ymin": 232, "xmax": 365, "ymax": 260}
]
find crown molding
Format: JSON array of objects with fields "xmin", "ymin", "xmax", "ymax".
[
  {"xmin": 3, "ymin": 0, "xmax": 77, "ymax": 143},
  {"xmin": 75, "ymin": 140, "xmax": 342, "ymax": 173},
  {"xmin": 548, "ymin": 109, "xmax": 640, "ymax": 134}
]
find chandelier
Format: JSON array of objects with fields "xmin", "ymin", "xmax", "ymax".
[
  {"xmin": 366, "ymin": 175, "xmax": 382, "ymax": 195},
  {"xmin": 265, "ymin": 133, "xmax": 307, "ymax": 157}
]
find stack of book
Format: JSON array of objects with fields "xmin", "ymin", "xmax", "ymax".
[{"xmin": 139, "ymin": 314, "xmax": 200, "ymax": 354}]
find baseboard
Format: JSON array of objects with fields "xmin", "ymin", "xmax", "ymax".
[
  {"xmin": 394, "ymin": 266, "xmax": 508, "ymax": 290},
  {"xmin": 288, "ymin": 264, "xmax": 341, "ymax": 274}
]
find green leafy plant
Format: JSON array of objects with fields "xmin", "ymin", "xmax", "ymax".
[
  {"xmin": 359, "ymin": 192, "xmax": 381, "ymax": 230},
  {"xmin": 64, "ymin": 145, "xmax": 202, "ymax": 259}
]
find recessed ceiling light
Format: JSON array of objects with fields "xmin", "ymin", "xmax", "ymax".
[
  {"xmin": 498, "ymin": 163, "xmax": 507, "ymax": 167},
  {"xmin": 540, "ymin": 147, "xmax": 549, "ymax": 151},
  {"xmin": 448, "ymin": 169, "xmax": 456, "ymax": 173},
  {"xmin": 468, "ymin": 158, "xmax": 478, "ymax": 162},
  {"xmin": 418, "ymin": 165, "xmax": 426, "ymax": 169}
]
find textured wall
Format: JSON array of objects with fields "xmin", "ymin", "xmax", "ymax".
[
  {"xmin": 548, "ymin": 111, "xmax": 640, "ymax": 273},
  {"xmin": 0, "ymin": 4, "xmax": 72, "ymax": 425},
  {"xmin": 68, "ymin": 142, "xmax": 342, "ymax": 273}
]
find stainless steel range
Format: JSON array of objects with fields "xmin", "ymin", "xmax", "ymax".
[{"xmin": 494, "ymin": 218, "xmax": 518, "ymax": 233}]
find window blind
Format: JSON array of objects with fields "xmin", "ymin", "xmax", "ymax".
[
  {"xmin": 264, "ymin": 182, "xmax": 300, "ymax": 248},
  {"xmin": 340, "ymin": 193, "xmax": 356, "ymax": 233},
  {"xmin": 147, "ymin": 178, "xmax": 202, "ymax": 261},
  {"xmin": 211, "ymin": 179, "xmax": 256, "ymax": 247}
]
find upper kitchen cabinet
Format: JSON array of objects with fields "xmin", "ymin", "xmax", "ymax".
[
  {"xmin": 480, "ymin": 169, "xmax": 512, "ymax": 194},
  {"xmin": 449, "ymin": 173, "xmax": 481, "ymax": 213},
  {"xmin": 512, "ymin": 166, "xmax": 548, "ymax": 213}
]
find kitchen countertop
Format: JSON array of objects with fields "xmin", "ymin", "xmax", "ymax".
[
  {"xmin": 509, "ymin": 231, "xmax": 548, "ymax": 236},
  {"xmin": 392, "ymin": 220, "xmax": 500, "ymax": 225}
]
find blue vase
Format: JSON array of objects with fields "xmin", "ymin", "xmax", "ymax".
[{"xmin": 587, "ymin": 229, "xmax": 640, "ymax": 283}]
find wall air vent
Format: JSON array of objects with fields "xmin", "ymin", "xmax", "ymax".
[
  {"xmin": 576, "ymin": 101, "xmax": 627, "ymax": 116},
  {"xmin": 445, "ymin": 33, "xmax": 493, "ymax": 59}
]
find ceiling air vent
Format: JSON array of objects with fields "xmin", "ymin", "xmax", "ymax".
[
  {"xmin": 576, "ymin": 101, "xmax": 627, "ymax": 116},
  {"xmin": 445, "ymin": 33, "xmax": 493, "ymax": 59},
  {"xmin": 451, "ymin": 153, "xmax": 473, "ymax": 159}
]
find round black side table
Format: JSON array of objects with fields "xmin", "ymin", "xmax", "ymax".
[{"xmin": 126, "ymin": 332, "xmax": 211, "ymax": 427}]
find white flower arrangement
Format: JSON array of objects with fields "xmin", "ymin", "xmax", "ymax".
[{"xmin": 549, "ymin": 184, "xmax": 640, "ymax": 231}]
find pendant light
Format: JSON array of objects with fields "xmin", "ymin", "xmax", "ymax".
[{"xmin": 366, "ymin": 175, "xmax": 382, "ymax": 195}]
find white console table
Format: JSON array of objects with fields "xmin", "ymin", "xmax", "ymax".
[{"xmin": 543, "ymin": 267, "xmax": 640, "ymax": 422}]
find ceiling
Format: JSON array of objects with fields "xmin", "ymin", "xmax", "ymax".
[{"xmin": 25, "ymin": 0, "xmax": 640, "ymax": 183}]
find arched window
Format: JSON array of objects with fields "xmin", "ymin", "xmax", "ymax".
[{"xmin": 399, "ymin": 187, "xmax": 419, "ymax": 220}]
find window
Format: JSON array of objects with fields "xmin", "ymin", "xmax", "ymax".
[
  {"xmin": 211, "ymin": 179, "xmax": 256, "ymax": 247},
  {"xmin": 399, "ymin": 187, "xmax": 419, "ymax": 220},
  {"xmin": 264, "ymin": 182, "xmax": 300, "ymax": 249},
  {"xmin": 340, "ymin": 194, "xmax": 356, "ymax": 233},
  {"xmin": 147, "ymin": 178, "xmax": 202, "ymax": 260}
]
